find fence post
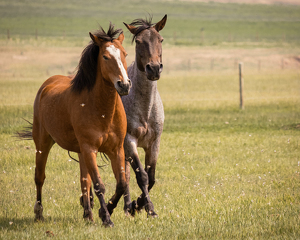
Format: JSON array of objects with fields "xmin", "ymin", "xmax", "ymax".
[{"xmin": 239, "ymin": 62, "xmax": 244, "ymax": 110}]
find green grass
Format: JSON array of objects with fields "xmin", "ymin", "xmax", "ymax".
[
  {"xmin": 0, "ymin": 0, "xmax": 300, "ymax": 238},
  {"xmin": 0, "ymin": 0, "xmax": 300, "ymax": 46},
  {"xmin": 0, "ymin": 69, "xmax": 299, "ymax": 239}
]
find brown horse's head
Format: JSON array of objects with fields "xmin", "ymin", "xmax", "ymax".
[
  {"xmin": 124, "ymin": 15, "xmax": 167, "ymax": 81},
  {"xmin": 89, "ymin": 29, "xmax": 131, "ymax": 96}
]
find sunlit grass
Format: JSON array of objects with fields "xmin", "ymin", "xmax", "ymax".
[
  {"xmin": 0, "ymin": 15, "xmax": 300, "ymax": 237},
  {"xmin": 1, "ymin": 66, "xmax": 299, "ymax": 238}
]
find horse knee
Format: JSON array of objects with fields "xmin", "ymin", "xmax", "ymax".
[{"xmin": 94, "ymin": 183, "xmax": 105, "ymax": 197}]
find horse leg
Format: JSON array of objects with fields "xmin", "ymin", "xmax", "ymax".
[
  {"xmin": 125, "ymin": 140, "xmax": 155, "ymax": 217},
  {"xmin": 106, "ymin": 150, "xmax": 127, "ymax": 217},
  {"xmin": 136, "ymin": 140, "xmax": 160, "ymax": 217},
  {"xmin": 123, "ymin": 159, "xmax": 135, "ymax": 216},
  {"xmin": 78, "ymin": 153, "xmax": 94, "ymax": 221},
  {"xmin": 33, "ymin": 130, "xmax": 54, "ymax": 222},
  {"xmin": 80, "ymin": 149, "xmax": 113, "ymax": 227}
]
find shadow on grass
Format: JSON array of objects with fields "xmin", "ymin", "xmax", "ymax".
[
  {"xmin": 281, "ymin": 123, "xmax": 300, "ymax": 130},
  {"xmin": 0, "ymin": 215, "xmax": 88, "ymax": 230}
]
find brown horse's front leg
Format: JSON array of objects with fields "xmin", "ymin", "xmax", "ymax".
[
  {"xmin": 81, "ymin": 149, "xmax": 113, "ymax": 227},
  {"xmin": 105, "ymin": 150, "xmax": 127, "ymax": 216},
  {"xmin": 78, "ymin": 153, "xmax": 94, "ymax": 221}
]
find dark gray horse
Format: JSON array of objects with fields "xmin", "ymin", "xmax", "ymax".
[{"xmin": 122, "ymin": 15, "xmax": 167, "ymax": 217}]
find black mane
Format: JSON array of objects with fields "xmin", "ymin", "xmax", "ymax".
[
  {"xmin": 71, "ymin": 23, "xmax": 123, "ymax": 93},
  {"xmin": 129, "ymin": 15, "xmax": 155, "ymax": 42}
]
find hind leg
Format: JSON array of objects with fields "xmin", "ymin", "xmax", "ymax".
[
  {"xmin": 33, "ymin": 129, "xmax": 54, "ymax": 222},
  {"xmin": 78, "ymin": 153, "xmax": 94, "ymax": 221}
]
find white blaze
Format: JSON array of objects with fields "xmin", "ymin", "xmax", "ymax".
[{"xmin": 106, "ymin": 45, "xmax": 128, "ymax": 82}]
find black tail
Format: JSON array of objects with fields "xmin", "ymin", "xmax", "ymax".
[{"xmin": 15, "ymin": 118, "xmax": 33, "ymax": 140}]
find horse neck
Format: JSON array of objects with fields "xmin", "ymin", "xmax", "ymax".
[
  {"xmin": 90, "ymin": 73, "xmax": 118, "ymax": 118},
  {"xmin": 130, "ymin": 61, "xmax": 158, "ymax": 116}
]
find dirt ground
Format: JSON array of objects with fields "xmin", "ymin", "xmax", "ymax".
[{"xmin": 1, "ymin": 43, "xmax": 299, "ymax": 80}]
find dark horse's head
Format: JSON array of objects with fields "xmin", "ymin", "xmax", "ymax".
[{"xmin": 124, "ymin": 15, "xmax": 167, "ymax": 81}]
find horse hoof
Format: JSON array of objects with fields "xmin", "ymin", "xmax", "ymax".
[
  {"xmin": 147, "ymin": 210, "xmax": 158, "ymax": 218},
  {"xmin": 34, "ymin": 201, "xmax": 44, "ymax": 222},
  {"xmin": 99, "ymin": 207, "xmax": 113, "ymax": 227},
  {"xmin": 34, "ymin": 216, "xmax": 44, "ymax": 222},
  {"xmin": 83, "ymin": 209, "xmax": 93, "ymax": 221},
  {"xmin": 145, "ymin": 202, "xmax": 157, "ymax": 218},
  {"xmin": 102, "ymin": 220, "xmax": 114, "ymax": 228},
  {"xmin": 124, "ymin": 201, "xmax": 136, "ymax": 217}
]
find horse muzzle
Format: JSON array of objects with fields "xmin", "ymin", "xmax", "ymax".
[
  {"xmin": 115, "ymin": 79, "xmax": 132, "ymax": 96},
  {"xmin": 145, "ymin": 63, "xmax": 163, "ymax": 81}
]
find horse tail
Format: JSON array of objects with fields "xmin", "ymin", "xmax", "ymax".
[{"xmin": 16, "ymin": 118, "xmax": 33, "ymax": 140}]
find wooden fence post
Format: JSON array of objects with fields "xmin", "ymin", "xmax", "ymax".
[{"xmin": 239, "ymin": 62, "xmax": 244, "ymax": 110}]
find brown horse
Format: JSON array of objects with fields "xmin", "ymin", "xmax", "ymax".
[{"xmin": 21, "ymin": 24, "xmax": 131, "ymax": 227}]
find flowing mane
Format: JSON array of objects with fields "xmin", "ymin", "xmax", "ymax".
[
  {"xmin": 71, "ymin": 23, "xmax": 123, "ymax": 92},
  {"xmin": 128, "ymin": 15, "xmax": 155, "ymax": 42}
]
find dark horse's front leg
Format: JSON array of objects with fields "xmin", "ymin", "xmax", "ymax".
[
  {"xmin": 124, "ymin": 152, "xmax": 157, "ymax": 218},
  {"xmin": 124, "ymin": 138, "xmax": 161, "ymax": 218}
]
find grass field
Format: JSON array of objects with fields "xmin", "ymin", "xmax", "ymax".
[{"xmin": 1, "ymin": 0, "xmax": 300, "ymax": 239}]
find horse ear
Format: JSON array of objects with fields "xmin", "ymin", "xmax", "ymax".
[
  {"xmin": 155, "ymin": 14, "xmax": 167, "ymax": 32},
  {"xmin": 117, "ymin": 32, "xmax": 125, "ymax": 44},
  {"xmin": 89, "ymin": 32, "xmax": 101, "ymax": 44},
  {"xmin": 123, "ymin": 22, "xmax": 137, "ymax": 35}
]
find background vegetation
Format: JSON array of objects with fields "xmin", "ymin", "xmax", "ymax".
[{"xmin": 0, "ymin": 0, "xmax": 299, "ymax": 239}]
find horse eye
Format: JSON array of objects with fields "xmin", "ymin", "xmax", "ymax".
[
  {"xmin": 135, "ymin": 39, "xmax": 141, "ymax": 45},
  {"xmin": 103, "ymin": 55, "xmax": 109, "ymax": 60},
  {"xmin": 160, "ymin": 38, "xmax": 164, "ymax": 43}
]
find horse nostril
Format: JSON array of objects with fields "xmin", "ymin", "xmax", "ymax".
[
  {"xmin": 117, "ymin": 81, "xmax": 122, "ymax": 88},
  {"xmin": 128, "ymin": 79, "xmax": 132, "ymax": 87},
  {"xmin": 159, "ymin": 63, "xmax": 163, "ymax": 72},
  {"xmin": 146, "ymin": 64, "xmax": 152, "ymax": 73}
]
